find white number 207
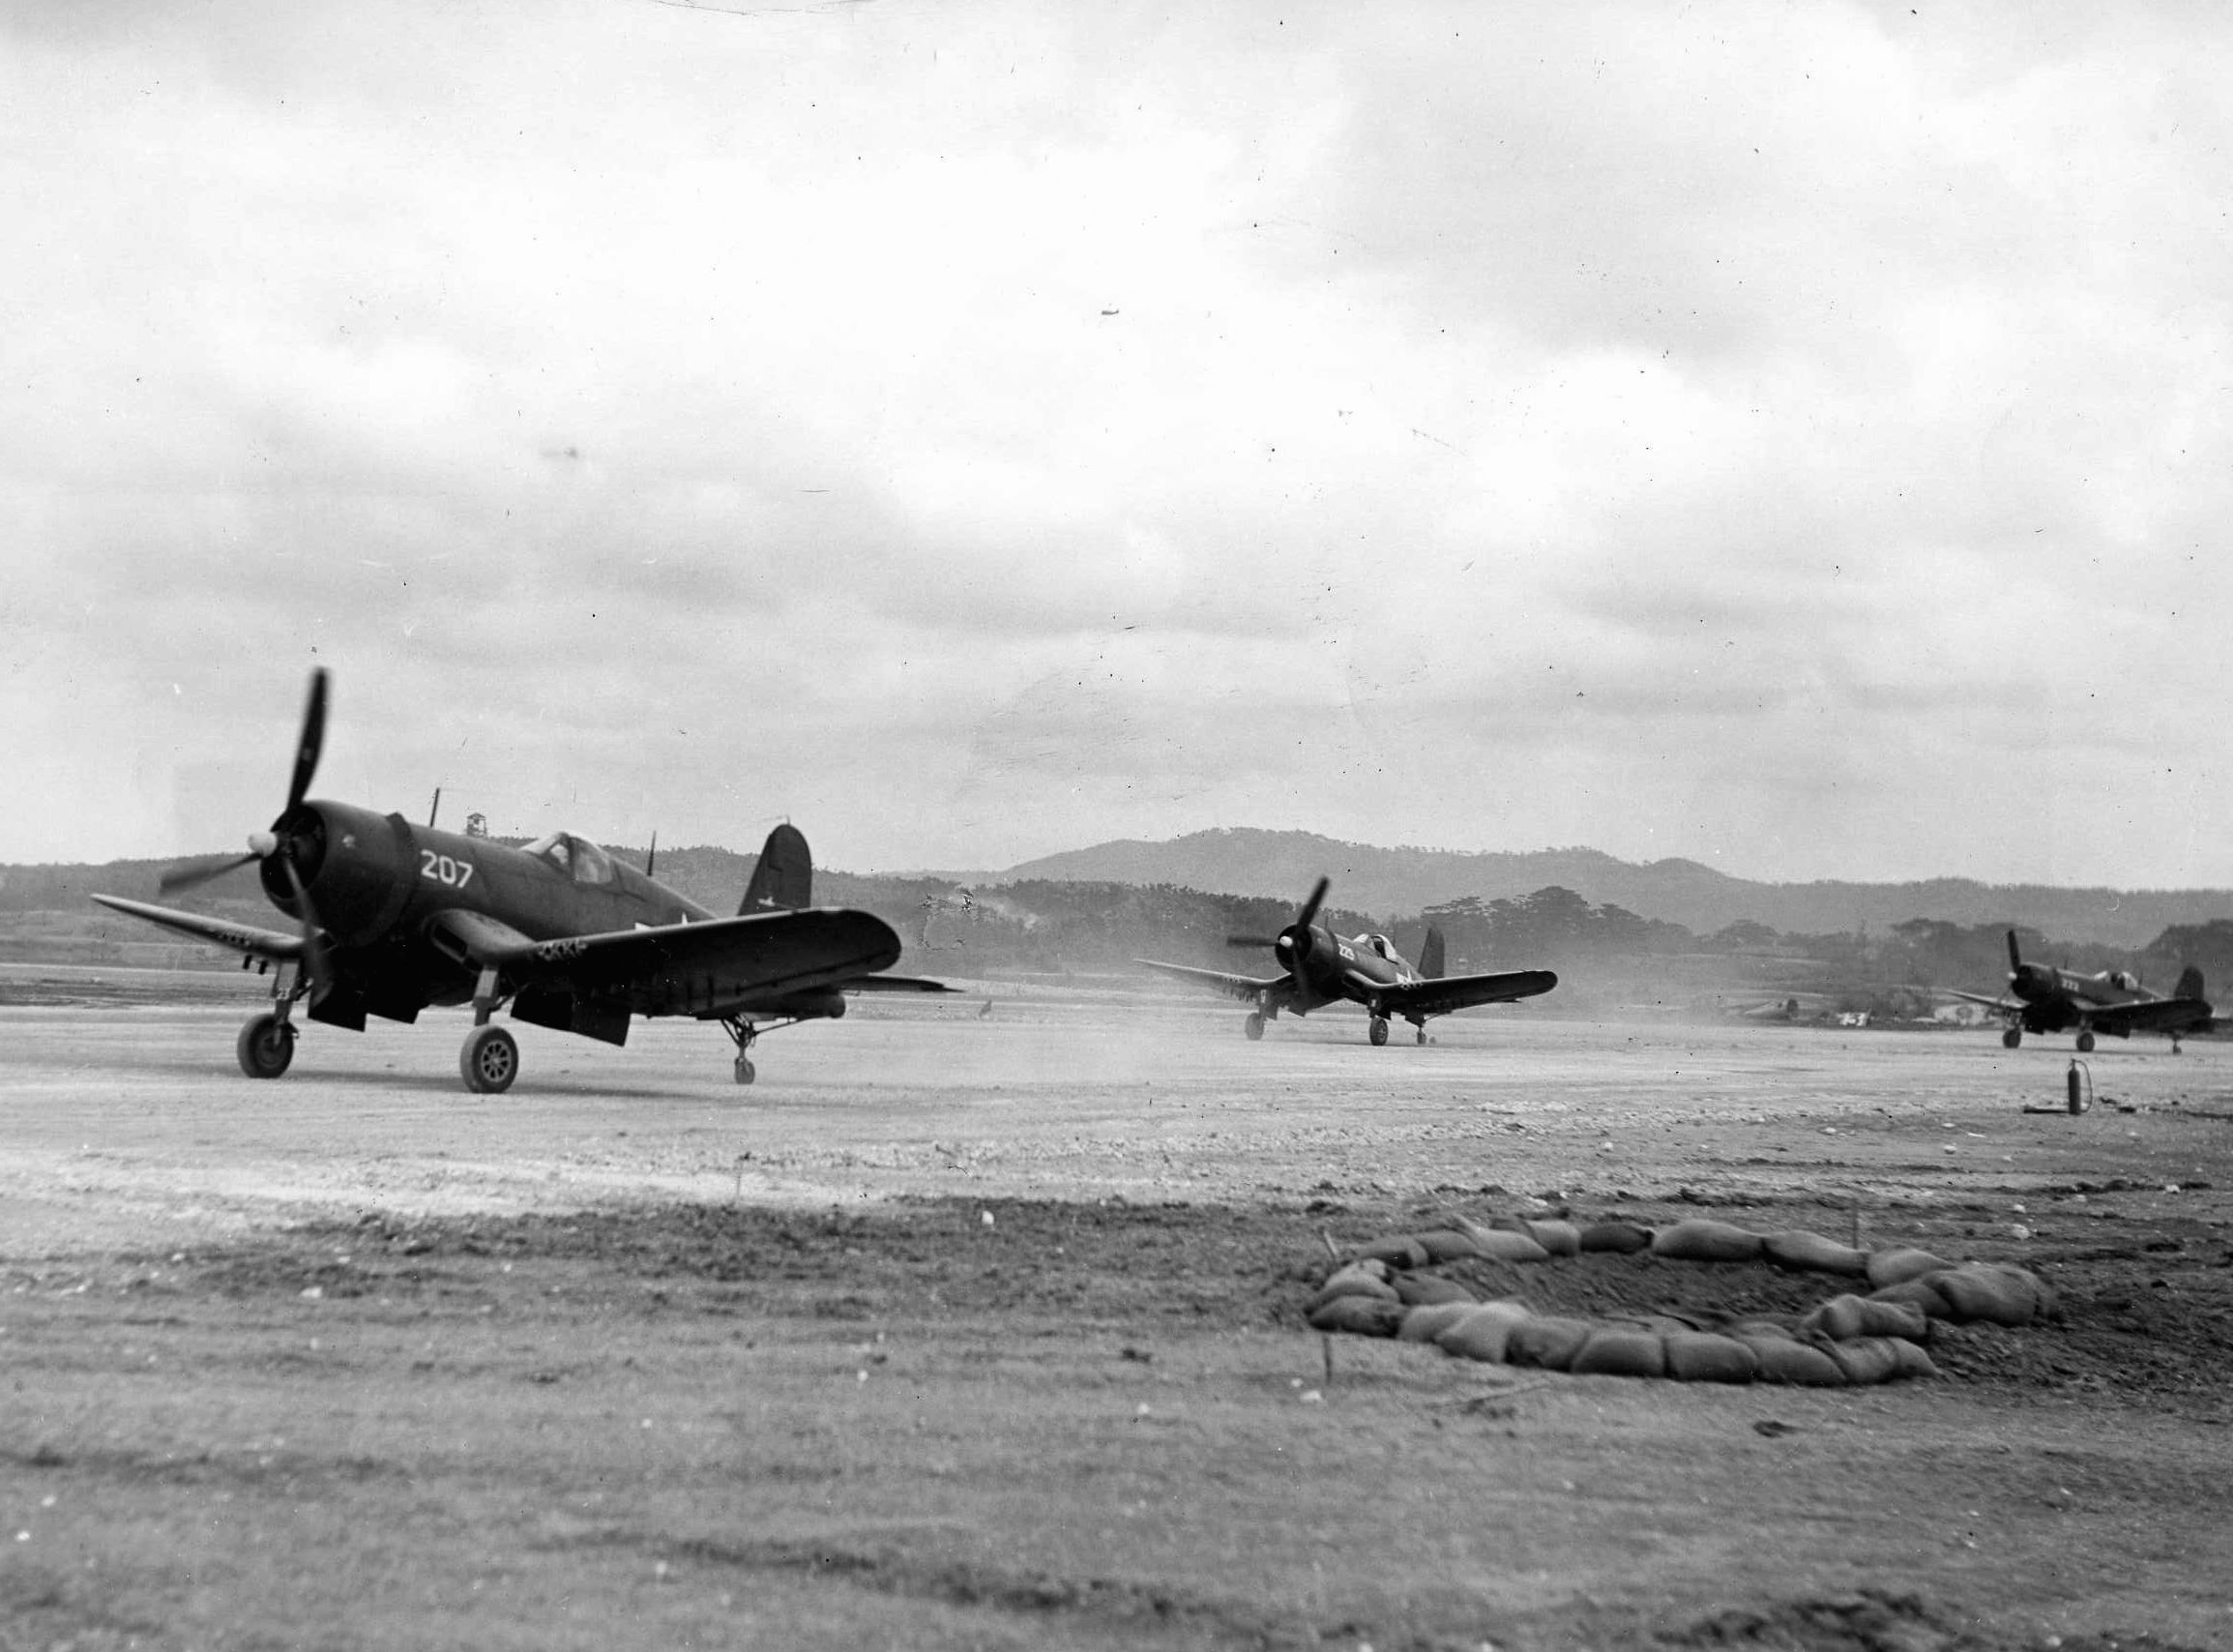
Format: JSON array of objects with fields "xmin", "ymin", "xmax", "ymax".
[{"xmin": 420, "ymin": 850, "xmax": 474, "ymax": 889}]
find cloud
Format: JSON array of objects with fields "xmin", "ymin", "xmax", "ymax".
[{"xmin": 3, "ymin": 1, "xmax": 2230, "ymax": 887}]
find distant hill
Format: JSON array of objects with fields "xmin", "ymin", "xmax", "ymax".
[
  {"xmin": 990, "ymin": 828, "xmax": 2233, "ymax": 950},
  {"xmin": 12, "ymin": 827, "xmax": 2231, "ymax": 959}
]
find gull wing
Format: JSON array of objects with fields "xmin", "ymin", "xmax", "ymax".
[
  {"xmin": 1942, "ymin": 988, "xmax": 2020, "ymax": 1012},
  {"xmin": 90, "ymin": 895, "xmax": 306, "ymax": 962},
  {"xmin": 1136, "ymin": 958, "xmax": 1292, "ymax": 1005},
  {"xmin": 2083, "ymin": 994, "xmax": 2212, "ymax": 1036},
  {"xmin": 1377, "ymin": 967, "xmax": 1558, "ymax": 1020},
  {"xmin": 433, "ymin": 906, "xmax": 904, "ymax": 1018}
]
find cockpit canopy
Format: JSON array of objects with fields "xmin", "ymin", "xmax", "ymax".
[
  {"xmin": 523, "ymin": 832, "xmax": 617, "ymax": 886},
  {"xmin": 1361, "ymin": 933, "xmax": 1394, "ymax": 959},
  {"xmin": 2109, "ymin": 970, "xmax": 2139, "ymax": 992}
]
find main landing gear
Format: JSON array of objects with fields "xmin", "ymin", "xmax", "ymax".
[
  {"xmin": 237, "ymin": 1012, "xmax": 296, "ymax": 1078},
  {"xmin": 458, "ymin": 965, "xmax": 519, "ymax": 1094},
  {"xmin": 2002, "ymin": 1027, "xmax": 2023, "ymax": 1049},
  {"xmin": 2075, "ymin": 1030, "xmax": 2096, "ymax": 1053},
  {"xmin": 1368, "ymin": 1016, "xmax": 1390, "ymax": 1047},
  {"xmin": 720, "ymin": 1017, "xmax": 759, "ymax": 1084},
  {"xmin": 237, "ymin": 960, "xmax": 311, "ymax": 1079},
  {"xmin": 461, "ymin": 1024, "xmax": 519, "ymax": 1094},
  {"xmin": 1415, "ymin": 1024, "xmax": 1428, "ymax": 1046},
  {"xmin": 1244, "ymin": 1012, "xmax": 1266, "ymax": 1041}
]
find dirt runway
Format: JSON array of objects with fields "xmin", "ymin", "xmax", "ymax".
[{"xmin": 1, "ymin": 977, "xmax": 2228, "ymax": 1649}]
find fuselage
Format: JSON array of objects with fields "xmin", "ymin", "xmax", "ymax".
[
  {"xmin": 1284, "ymin": 925, "xmax": 1420, "ymax": 1012},
  {"xmin": 258, "ymin": 800, "xmax": 714, "ymax": 1019}
]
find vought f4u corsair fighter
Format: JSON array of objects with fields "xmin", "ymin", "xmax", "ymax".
[
  {"xmin": 1948, "ymin": 929, "xmax": 2212, "ymax": 1053},
  {"xmin": 1138, "ymin": 877, "xmax": 1555, "ymax": 1046},
  {"xmin": 94, "ymin": 671, "xmax": 945, "ymax": 1091}
]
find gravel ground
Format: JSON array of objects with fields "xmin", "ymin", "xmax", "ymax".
[{"xmin": 0, "ymin": 978, "xmax": 2227, "ymax": 1649}]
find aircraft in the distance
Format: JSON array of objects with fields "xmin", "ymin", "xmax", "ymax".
[
  {"xmin": 1945, "ymin": 929, "xmax": 2213, "ymax": 1053},
  {"xmin": 1137, "ymin": 877, "xmax": 1555, "ymax": 1045},
  {"xmin": 93, "ymin": 670, "xmax": 946, "ymax": 1092}
]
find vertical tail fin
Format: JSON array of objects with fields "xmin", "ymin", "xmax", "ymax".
[
  {"xmin": 1421, "ymin": 926, "xmax": 1447, "ymax": 980},
  {"xmin": 740, "ymin": 824, "xmax": 812, "ymax": 914},
  {"xmin": 2174, "ymin": 965, "xmax": 2205, "ymax": 1002}
]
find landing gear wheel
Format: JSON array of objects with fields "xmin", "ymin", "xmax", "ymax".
[
  {"xmin": 1368, "ymin": 1016, "xmax": 1390, "ymax": 1047},
  {"xmin": 2075, "ymin": 1031, "xmax": 2096, "ymax": 1053},
  {"xmin": 1415, "ymin": 1025, "xmax": 1428, "ymax": 1046},
  {"xmin": 2001, "ymin": 1027, "xmax": 2022, "ymax": 1049},
  {"xmin": 1244, "ymin": 1012, "xmax": 1265, "ymax": 1042},
  {"xmin": 734, "ymin": 1054, "xmax": 756, "ymax": 1085},
  {"xmin": 460, "ymin": 1024, "xmax": 519, "ymax": 1094},
  {"xmin": 236, "ymin": 1013, "xmax": 295, "ymax": 1079}
]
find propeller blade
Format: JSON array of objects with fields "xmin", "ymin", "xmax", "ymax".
[
  {"xmin": 1225, "ymin": 934, "xmax": 1282, "ymax": 949},
  {"xmin": 280, "ymin": 854, "xmax": 334, "ymax": 1004},
  {"xmin": 157, "ymin": 849, "xmax": 260, "ymax": 896},
  {"xmin": 286, "ymin": 667, "xmax": 330, "ymax": 813},
  {"xmin": 2006, "ymin": 929, "xmax": 2022, "ymax": 975},
  {"xmin": 1294, "ymin": 876, "xmax": 1330, "ymax": 934}
]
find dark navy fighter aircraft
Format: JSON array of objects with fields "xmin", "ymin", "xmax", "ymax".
[
  {"xmin": 1947, "ymin": 929, "xmax": 2212, "ymax": 1053},
  {"xmin": 94, "ymin": 671, "xmax": 945, "ymax": 1091},
  {"xmin": 1137, "ymin": 877, "xmax": 1555, "ymax": 1046}
]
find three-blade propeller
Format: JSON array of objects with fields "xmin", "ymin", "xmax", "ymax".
[
  {"xmin": 1272, "ymin": 876, "xmax": 1331, "ymax": 995},
  {"xmin": 155, "ymin": 669, "xmax": 334, "ymax": 1000}
]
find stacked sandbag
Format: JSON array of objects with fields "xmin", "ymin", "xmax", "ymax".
[
  {"xmin": 1432, "ymin": 1300, "xmax": 1533, "ymax": 1363},
  {"xmin": 1521, "ymin": 1219, "xmax": 1582, "ymax": 1257},
  {"xmin": 1309, "ymin": 1258, "xmax": 1396, "ymax": 1309},
  {"xmin": 1661, "ymin": 1330, "xmax": 1758, "ymax": 1384},
  {"xmin": 1764, "ymin": 1229, "xmax": 1870, "ymax": 1277},
  {"xmin": 1414, "ymin": 1229, "xmax": 1489, "ymax": 1263},
  {"xmin": 1649, "ymin": 1220, "xmax": 1766, "ymax": 1264},
  {"xmin": 1305, "ymin": 1214, "xmax": 2045, "ymax": 1383},
  {"xmin": 1570, "ymin": 1326, "xmax": 1666, "ymax": 1378},
  {"xmin": 1578, "ymin": 1220, "xmax": 1653, "ymax": 1254},
  {"xmin": 1504, "ymin": 1315, "xmax": 1595, "ymax": 1372},
  {"xmin": 1396, "ymin": 1300, "xmax": 1483, "ymax": 1343},
  {"xmin": 1355, "ymin": 1234, "xmax": 1432, "ymax": 1269},
  {"xmin": 1732, "ymin": 1324, "xmax": 1848, "ymax": 1386},
  {"xmin": 1866, "ymin": 1247, "xmax": 1956, "ymax": 1288},
  {"xmin": 1393, "ymin": 1272, "xmax": 1476, "ymax": 1308},
  {"xmin": 1913, "ymin": 1262, "xmax": 2052, "ymax": 1328},
  {"xmin": 1800, "ymin": 1293, "xmax": 1929, "ymax": 1343},
  {"xmin": 1307, "ymin": 1294, "xmax": 1407, "ymax": 1335}
]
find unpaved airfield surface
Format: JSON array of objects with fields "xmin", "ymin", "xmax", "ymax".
[{"xmin": 1, "ymin": 971, "xmax": 2229, "ymax": 1650}]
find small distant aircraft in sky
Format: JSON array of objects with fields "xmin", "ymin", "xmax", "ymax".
[
  {"xmin": 1137, "ymin": 877, "xmax": 1555, "ymax": 1045},
  {"xmin": 94, "ymin": 670, "xmax": 945, "ymax": 1091},
  {"xmin": 1945, "ymin": 930, "xmax": 2213, "ymax": 1053}
]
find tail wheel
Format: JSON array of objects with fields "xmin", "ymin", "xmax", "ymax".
[
  {"xmin": 461, "ymin": 1025, "xmax": 519, "ymax": 1094},
  {"xmin": 1244, "ymin": 1012, "xmax": 1266, "ymax": 1041},
  {"xmin": 236, "ymin": 1014, "xmax": 296, "ymax": 1079},
  {"xmin": 1368, "ymin": 1016, "xmax": 1390, "ymax": 1047}
]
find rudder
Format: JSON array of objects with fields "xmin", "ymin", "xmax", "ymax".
[
  {"xmin": 2175, "ymin": 965, "xmax": 2205, "ymax": 1002},
  {"xmin": 1421, "ymin": 926, "xmax": 1446, "ymax": 980},
  {"xmin": 740, "ymin": 824, "xmax": 812, "ymax": 914}
]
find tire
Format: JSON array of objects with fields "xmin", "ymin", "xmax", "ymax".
[
  {"xmin": 1367, "ymin": 1017, "xmax": 1389, "ymax": 1047},
  {"xmin": 734, "ymin": 1054, "xmax": 756, "ymax": 1085},
  {"xmin": 1414, "ymin": 1025, "xmax": 1427, "ymax": 1046},
  {"xmin": 236, "ymin": 1014, "xmax": 295, "ymax": 1079},
  {"xmin": 2001, "ymin": 1027, "xmax": 2021, "ymax": 1049},
  {"xmin": 2075, "ymin": 1031, "xmax": 2095, "ymax": 1053},
  {"xmin": 1244, "ymin": 1012, "xmax": 1265, "ymax": 1042},
  {"xmin": 460, "ymin": 1024, "xmax": 519, "ymax": 1094}
]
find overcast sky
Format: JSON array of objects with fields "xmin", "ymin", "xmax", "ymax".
[{"xmin": 6, "ymin": 1, "xmax": 2229, "ymax": 888}]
